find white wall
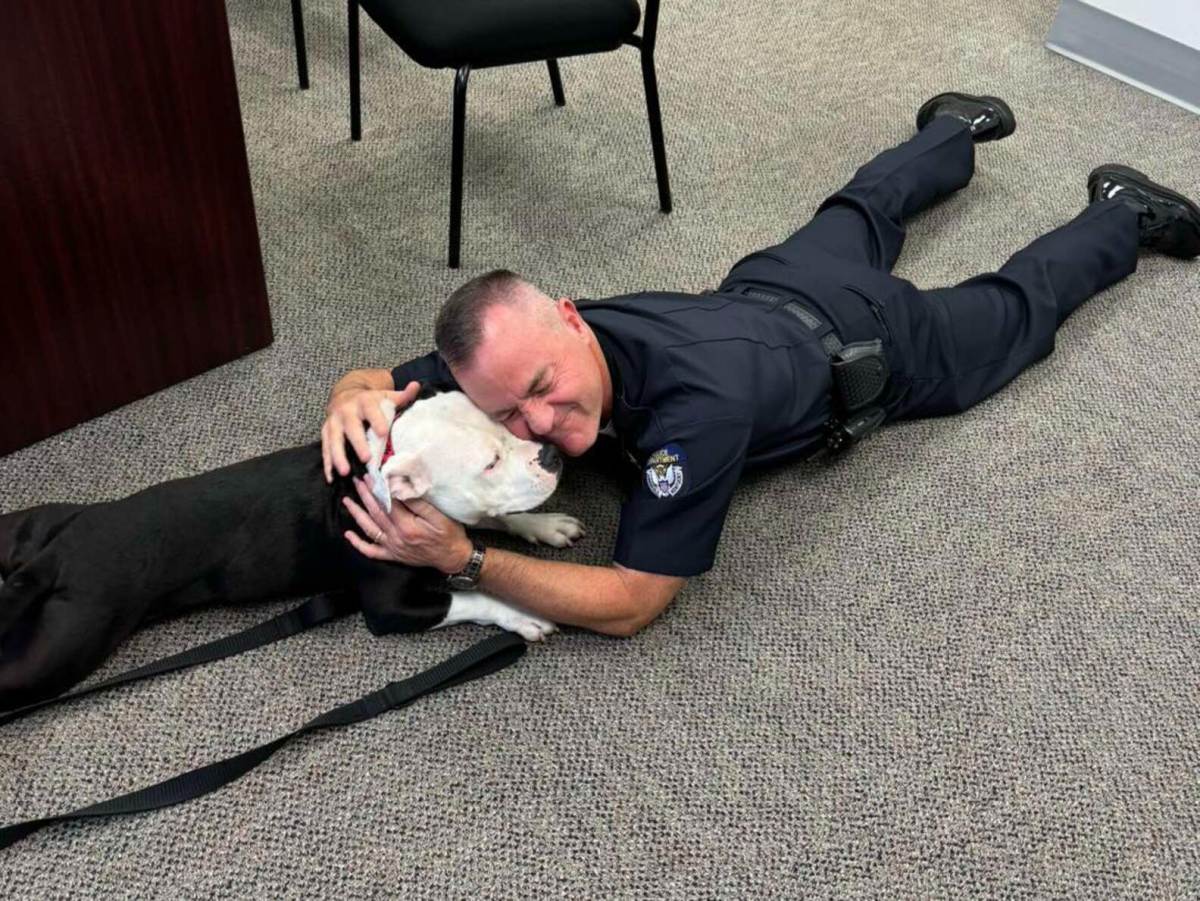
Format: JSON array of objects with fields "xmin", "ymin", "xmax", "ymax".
[{"xmin": 1081, "ymin": 0, "xmax": 1200, "ymax": 50}]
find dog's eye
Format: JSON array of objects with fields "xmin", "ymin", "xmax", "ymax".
[{"xmin": 484, "ymin": 454, "xmax": 500, "ymax": 472}]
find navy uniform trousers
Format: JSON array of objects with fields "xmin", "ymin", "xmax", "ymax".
[{"xmin": 717, "ymin": 115, "xmax": 1141, "ymax": 420}]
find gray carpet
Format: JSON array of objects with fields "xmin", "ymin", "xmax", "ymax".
[{"xmin": 3, "ymin": 0, "xmax": 1199, "ymax": 895}]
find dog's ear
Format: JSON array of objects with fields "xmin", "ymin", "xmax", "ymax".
[{"xmin": 381, "ymin": 452, "xmax": 431, "ymax": 501}]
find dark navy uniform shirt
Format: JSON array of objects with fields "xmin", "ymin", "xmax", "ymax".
[{"xmin": 391, "ymin": 291, "xmax": 832, "ymax": 577}]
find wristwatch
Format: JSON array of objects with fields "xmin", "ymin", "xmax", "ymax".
[{"xmin": 446, "ymin": 539, "xmax": 486, "ymax": 590}]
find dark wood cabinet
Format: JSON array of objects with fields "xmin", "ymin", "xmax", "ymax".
[{"xmin": 0, "ymin": 0, "xmax": 273, "ymax": 455}]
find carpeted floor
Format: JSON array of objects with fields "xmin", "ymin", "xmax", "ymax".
[{"xmin": 2, "ymin": 0, "xmax": 1198, "ymax": 895}]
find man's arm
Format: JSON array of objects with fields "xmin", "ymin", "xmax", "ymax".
[
  {"xmin": 332, "ymin": 367, "xmax": 396, "ymax": 395},
  {"xmin": 475, "ymin": 548, "xmax": 685, "ymax": 638},
  {"xmin": 343, "ymin": 484, "xmax": 684, "ymax": 638}
]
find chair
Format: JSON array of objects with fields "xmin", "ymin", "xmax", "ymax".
[{"xmin": 347, "ymin": 0, "xmax": 673, "ymax": 267}]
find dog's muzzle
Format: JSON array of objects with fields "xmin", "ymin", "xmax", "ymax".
[{"xmin": 537, "ymin": 444, "xmax": 562, "ymax": 473}]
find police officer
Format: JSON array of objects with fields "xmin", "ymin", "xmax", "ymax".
[{"xmin": 324, "ymin": 91, "xmax": 1200, "ymax": 638}]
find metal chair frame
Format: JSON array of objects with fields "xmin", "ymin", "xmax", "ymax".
[{"xmin": 291, "ymin": 0, "xmax": 309, "ymax": 89}]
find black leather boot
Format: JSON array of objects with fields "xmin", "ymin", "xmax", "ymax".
[
  {"xmin": 916, "ymin": 91, "xmax": 1016, "ymax": 143},
  {"xmin": 1088, "ymin": 164, "xmax": 1200, "ymax": 259}
]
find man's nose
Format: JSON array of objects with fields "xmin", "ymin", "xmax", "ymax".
[{"xmin": 524, "ymin": 401, "xmax": 555, "ymax": 436}]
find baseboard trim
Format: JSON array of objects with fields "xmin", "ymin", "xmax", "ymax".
[{"xmin": 1045, "ymin": 0, "xmax": 1200, "ymax": 115}]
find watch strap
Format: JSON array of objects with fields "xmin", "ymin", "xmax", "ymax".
[{"xmin": 447, "ymin": 539, "xmax": 486, "ymax": 589}]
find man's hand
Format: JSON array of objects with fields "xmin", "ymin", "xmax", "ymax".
[
  {"xmin": 342, "ymin": 475, "xmax": 473, "ymax": 574},
  {"xmin": 321, "ymin": 375, "xmax": 420, "ymax": 483}
]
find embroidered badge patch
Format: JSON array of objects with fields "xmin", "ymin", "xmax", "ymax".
[{"xmin": 645, "ymin": 444, "xmax": 686, "ymax": 498}]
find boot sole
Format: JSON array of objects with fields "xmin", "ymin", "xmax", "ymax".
[{"xmin": 916, "ymin": 91, "xmax": 1017, "ymax": 141}]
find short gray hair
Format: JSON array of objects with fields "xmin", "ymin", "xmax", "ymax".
[{"xmin": 434, "ymin": 269, "xmax": 529, "ymax": 369}]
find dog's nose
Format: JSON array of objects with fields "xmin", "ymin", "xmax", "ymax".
[{"xmin": 537, "ymin": 444, "xmax": 562, "ymax": 473}]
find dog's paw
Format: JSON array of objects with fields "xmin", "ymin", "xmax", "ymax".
[
  {"xmin": 506, "ymin": 513, "xmax": 586, "ymax": 547},
  {"xmin": 442, "ymin": 591, "xmax": 557, "ymax": 641},
  {"xmin": 503, "ymin": 612, "xmax": 558, "ymax": 642}
]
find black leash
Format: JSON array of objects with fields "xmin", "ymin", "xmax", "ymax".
[
  {"xmin": 0, "ymin": 593, "xmax": 359, "ymax": 727},
  {"xmin": 0, "ymin": 631, "xmax": 525, "ymax": 851}
]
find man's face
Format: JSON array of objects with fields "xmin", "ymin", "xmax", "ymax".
[{"xmin": 451, "ymin": 297, "xmax": 604, "ymax": 457}]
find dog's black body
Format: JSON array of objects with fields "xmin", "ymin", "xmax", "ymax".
[{"xmin": 0, "ymin": 440, "xmax": 453, "ymax": 712}]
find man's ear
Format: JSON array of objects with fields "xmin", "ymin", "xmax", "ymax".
[
  {"xmin": 557, "ymin": 297, "xmax": 585, "ymax": 334},
  {"xmin": 380, "ymin": 452, "xmax": 432, "ymax": 501}
]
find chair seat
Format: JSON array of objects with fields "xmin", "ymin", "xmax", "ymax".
[{"xmin": 358, "ymin": 0, "xmax": 642, "ymax": 69}]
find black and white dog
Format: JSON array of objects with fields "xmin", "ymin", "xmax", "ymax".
[{"xmin": 0, "ymin": 390, "xmax": 583, "ymax": 711}]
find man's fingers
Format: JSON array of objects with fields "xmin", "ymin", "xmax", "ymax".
[
  {"xmin": 348, "ymin": 479, "xmax": 413, "ymax": 531},
  {"xmin": 366, "ymin": 384, "xmax": 420, "ymax": 446},
  {"xmin": 344, "ymin": 418, "xmax": 372, "ymax": 466},
  {"xmin": 321, "ymin": 423, "xmax": 334, "ymax": 483},
  {"xmin": 326, "ymin": 383, "xmax": 423, "ymax": 482},
  {"xmin": 400, "ymin": 497, "xmax": 438, "ymax": 520},
  {"xmin": 353, "ymin": 476, "xmax": 390, "ymax": 523},
  {"xmin": 400, "ymin": 497, "xmax": 453, "ymax": 528},
  {"xmin": 368, "ymin": 383, "xmax": 421, "ymax": 437},
  {"xmin": 342, "ymin": 495, "xmax": 386, "ymax": 537},
  {"xmin": 327, "ymin": 419, "xmax": 351, "ymax": 479},
  {"xmin": 393, "ymin": 381, "xmax": 420, "ymax": 406},
  {"xmin": 367, "ymin": 411, "xmax": 392, "ymax": 443},
  {"xmin": 344, "ymin": 530, "xmax": 389, "ymax": 560},
  {"xmin": 341, "ymin": 495, "xmax": 370, "ymax": 530}
]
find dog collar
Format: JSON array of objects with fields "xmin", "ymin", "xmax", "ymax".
[{"xmin": 379, "ymin": 408, "xmax": 404, "ymax": 467}]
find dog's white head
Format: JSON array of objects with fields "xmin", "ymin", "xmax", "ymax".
[{"xmin": 365, "ymin": 391, "xmax": 562, "ymax": 525}]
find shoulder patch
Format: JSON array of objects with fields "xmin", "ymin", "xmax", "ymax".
[{"xmin": 645, "ymin": 444, "xmax": 687, "ymax": 498}]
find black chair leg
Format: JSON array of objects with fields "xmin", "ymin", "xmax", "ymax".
[
  {"xmin": 348, "ymin": 0, "xmax": 361, "ymax": 140},
  {"xmin": 547, "ymin": 59, "xmax": 565, "ymax": 107},
  {"xmin": 291, "ymin": 0, "xmax": 309, "ymax": 89},
  {"xmin": 639, "ymin": 50, "xmax": 672, "ymax": 213},
  {"xmin": 449, "ymin": 65, "xmax": 471, "ymax": 269}
]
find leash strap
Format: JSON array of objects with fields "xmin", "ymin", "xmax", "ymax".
[
  {"xmin": 0, "ymin": 593, "xmax": 359, "ymax": 727},
  {"xmin": 0, "ymin": 631, "xmax": 526, "ymax": 850}
]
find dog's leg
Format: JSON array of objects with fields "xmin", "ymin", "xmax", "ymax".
[
  {"xmin": 433, "ymin": 591, "xmax": 557, "ymax": 642},
  {"xmin": 0, "ymin": 503, "xmax": 88, "ymax": 578},
  {"xmin": 475, "ymin": 513, "xmax": 585, "ymax": 548},
  {"xmin": 0, "ymin": 550, "xmax": 136, "ymax": 711}
]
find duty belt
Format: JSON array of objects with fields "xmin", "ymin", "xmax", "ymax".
[{"xmin": 732, "ymin": 284, "xmax": 891, "ymax": 455}]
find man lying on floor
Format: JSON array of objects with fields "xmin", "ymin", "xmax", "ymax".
[{"xmin": 326, "ymin": 90, "xmax": 1200, "ymax": 638}]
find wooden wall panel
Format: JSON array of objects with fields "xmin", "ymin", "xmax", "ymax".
[{"xmin": 0, "ymin": 0, "xmax": 273, "ymax": 455}]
